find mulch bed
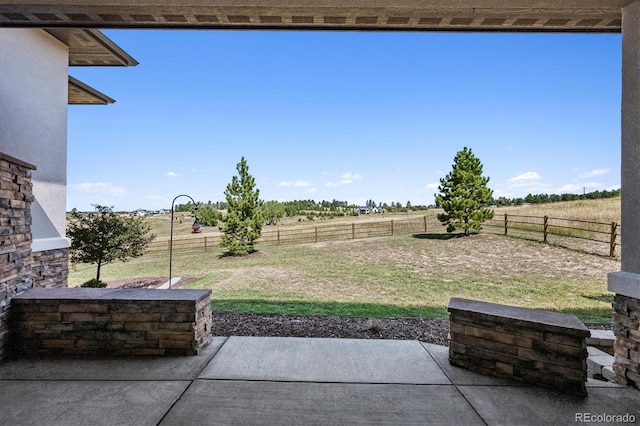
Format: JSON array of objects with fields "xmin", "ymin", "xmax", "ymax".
[{"xmin": 210, "ymin": 313, "xmax": 451, "ymax": 346}]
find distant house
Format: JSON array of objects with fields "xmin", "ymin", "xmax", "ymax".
[{"xmin": 358, "ymin": 205, "xmax": 384, "ymax": 214}]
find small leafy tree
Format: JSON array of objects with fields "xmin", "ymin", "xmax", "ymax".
[
  {"xmin": 197, "ymin": 204, "xmax": 223, "ymax": 227},
  {"xmin": 262, "ymin": 201, "xmax": 285, "ymax": 226},
  {"xmin": 221, "ymin": 157, "xmax": 264, "ymax": 255},
  {"xmin": 435, "ymin": 147, "xmax": 494, "ymax": 235},
  {"xmin": 67, "ymin": 205, "xmax": 155, "ymax": 286}
]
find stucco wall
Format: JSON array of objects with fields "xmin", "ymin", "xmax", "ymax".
[{"xmin": 0, "ymin": 28, "xmax": 70, "ymax": 252}]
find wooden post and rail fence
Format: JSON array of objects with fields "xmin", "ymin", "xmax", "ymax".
[
  {"xmin": 142, "ymin": 213, "xmax": 620, "ymax": 258},
  {"xmin": 486, "ymin": 213, "xmax": 620, "ymax": 257}
]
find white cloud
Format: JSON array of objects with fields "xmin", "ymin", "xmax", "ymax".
[
  {"xmin": 145, "ymin": 195, "xmax": 164, "ymax": 200},
  {"xmin": 279, "ymin": 180, "xmax": 311, "ymax": 188},
  {"xmin": 558, "ymin": 182, "xmax": 602, "ymax": 192},
  {"xmin": 325, "ymin": 172, "xmax": 362, "ymax": 187},
  {"xmin": 425, "ymin": 183, "xmax": 439, "ymax": 190},
  {"xmin": 306, "ymin": 187, "xmax": 318, "ymax": 193},
  {"xmin": 500, "ymin": 172, "xmax": 557, "ymax": 196},
  {"xmin": 339, "ymin": 172, "xmax": 362, "ymax": 184},
  {"xmin": 508, "ymin": 172, "xmax": 541, "ymax": 183},
  {"xmin": 73, "ymin": 182, "xmax": 125, "ymax": 197},
  {"xmin": 578, "ymin": 168, "xmax": 609, "ymax": 178},
  {"xmin": 166, "ymin": 171, "xmax": 180, "ymax": 177},
  {"xmin": 507, "ymin": 172, "xmax": 541, "ymax": 189}
]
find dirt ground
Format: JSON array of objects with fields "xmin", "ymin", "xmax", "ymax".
[{"xmin": 105, "ymin": 277, "xmax": 196, "ymax": 289}]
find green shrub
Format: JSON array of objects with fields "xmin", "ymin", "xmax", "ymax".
[{"xmin": 81, "ymin": 278, "xmax": 107, "ymax": 288}]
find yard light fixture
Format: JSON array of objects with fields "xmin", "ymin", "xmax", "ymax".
[{"xmin": 169, "ymin": 194, "xmax": 199, "ymax": 289}]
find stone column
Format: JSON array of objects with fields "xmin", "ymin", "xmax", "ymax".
[
  {"xmin": 607, "ymin": 0, "xmax": 640, "ymax": 388},
  {"xmin": 0, "ymin": 152, "xmax": 36, "ymax": 360}
]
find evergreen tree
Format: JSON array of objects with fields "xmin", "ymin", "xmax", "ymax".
[
  {"xmin": 435, "ymin": 147, "xmax": 494, "ymax": 235},
  {"xmin": 67, "ymin": 205, "xmax": 155, "ymax": 286},
  {"xmin": 221, "ymin": 157, "xmax": 263, "ymax": 255}
]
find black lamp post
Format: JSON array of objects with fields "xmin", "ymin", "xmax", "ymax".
[{"xmin": 169, "ymin": 194, "xmax": 198, "ymax": 289}]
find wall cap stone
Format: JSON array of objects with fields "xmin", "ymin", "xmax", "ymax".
[
  {"xmin": 0, "ymin": 152, "xmax": 36, "ymax": 170},
  {"xmin": 448, "ymin": 297, "xmax": 590, "ymax": 337},
  {"xmin": 608, "ymin": 271, "xmax": 640, "ymax": 299},
  {"xmin": 13, "ymin": 287, "xmax": 212, "ymax": 302}
]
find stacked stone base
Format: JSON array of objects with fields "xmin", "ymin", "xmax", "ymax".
[
  {"xmin": 9, "ymin": 288, "xmax": 212, "ymax": 357},
  {"xmin": 612, "ymin": 294, "xmax": 640, "ymax": 388},
  {"xmin": 31, "ymin": 248, "xmax": 68, "ymax": 288},
  {"xmin": 448, "ymin": 298, "xmax": 590, "ymax": 395},
  {"xmin": 0, "ymin": 152, "xmax": 36, "ymax": 360}
]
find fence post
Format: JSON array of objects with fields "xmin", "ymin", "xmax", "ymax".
[
  {"xmin": 391, "ymin": 220, "xmax": 394, "ymax": 236},
  {"xmin": 424, "ymin": 216, "xmax": 427, "ymax": 232},
  {"xmin": 277, "ymin": 229, "xmax": 280, "ymax": 245},
  {"xmin": 610, "ymin": 222, "xmax": 618, "ymax": 257},
  {"xmin": 315, "ymin": 227, "xmax": 318, "ymax": 243},
  {"xmin": 504, "ymin": 213, "xmax": 508, "ymax": 235},
  {"xmin": 352, "ymin": 223, "xmax": 355, "ymax": 239},
  {"xmin": 204, "ymin": 236, "xmax": 207, "ymax": 252},
  {"xmin": 543, "ymin": 216, "xmax": 549, "ymax": 243}
]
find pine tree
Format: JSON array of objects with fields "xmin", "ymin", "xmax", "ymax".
[
  {"xmin": 221, "ymin": 157, "xmax": 264, "ymax": 255},
  {"xmin": 435, "ymin": 147, "xmax": 494, "ymax": 236}
]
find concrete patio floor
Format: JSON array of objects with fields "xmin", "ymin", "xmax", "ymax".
[{"xmin": 0, "ymin": 336, "xmax": 638, "ymax": 425}]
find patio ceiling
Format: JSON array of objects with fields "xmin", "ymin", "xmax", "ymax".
[{"xmin": 0, "ymin": 1, "xmax": 633, "ymax": 33}]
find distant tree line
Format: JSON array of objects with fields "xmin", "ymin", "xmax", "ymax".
[
  {"xmin": 169, "ymin": 197, "xmax": 434, "ymax": 228},
  {"xmin": 490, "ymin": 188, "xmax": 620, "ymax": 207}
]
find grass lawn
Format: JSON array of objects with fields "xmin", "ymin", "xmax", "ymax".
[{"xmin": 68, "ymin": 230, "xmax": 620, "ymax": 323}]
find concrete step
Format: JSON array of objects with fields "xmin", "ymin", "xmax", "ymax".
[
  {"xmin": 587, "ymin": 346, "xmax": 614, "ymax": 376},
  {"xmin": 586, "ymin": 329, "xmax": 614, "ymax": 347}
]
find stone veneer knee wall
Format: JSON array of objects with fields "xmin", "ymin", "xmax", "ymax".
[
  {"xmin": 10, "ymin": 288, "xmax": 213, "ymax": 357},
  {"xmin": 0, "ymin": 153, "xmax": 36, "ymax": 360},
  {"xmin": 448, "ymin": 297, "xmax": 590, "ymax": 395},
  {"xmin": 612, "ymin": 294, "xmax": 640, "ymax": 388}
]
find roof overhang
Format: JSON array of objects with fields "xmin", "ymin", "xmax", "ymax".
[
  {"xmin": 42, "ymin": 28, "xmax": 137, "ymax": 105},
  {"xmin": 68, "ymin": 75, "xmax": 115, "ymax": 105},
  {"xmin": 0, "ymin": 1, "xmax": 633, "ymax": 33},
  {"xmin": 46, "ymin": 28, "xmax": 138, "ymax": 66}
]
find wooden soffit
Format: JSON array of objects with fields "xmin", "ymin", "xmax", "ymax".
[
  {"xmin": 0, "ymin": 1, "xmax": 633, "ymax": 33},
  {"xmin": 46, "ymin": 28, "xmax": 138, "ymax": 66},
  {"xmin": 45, "ymin": 29, "xmax": 137, "ymax": 104},
  {"xmin": 68, "ymin": 76, "xmax": 115, "ymax": 105}
]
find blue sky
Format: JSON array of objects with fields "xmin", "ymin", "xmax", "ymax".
[{"xmin": 67, "ymin": 30, "xmax": 621, "ymax": 212}]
